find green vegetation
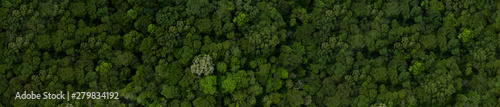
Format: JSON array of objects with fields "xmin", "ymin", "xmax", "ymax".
[{"xmin": 1, "ymin": 0, "xmax": 500, "ymax": 106}]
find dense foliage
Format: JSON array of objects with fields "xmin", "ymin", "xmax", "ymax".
[{"xmin": 1, "ymin": 0, "xmax": 500, "ymax": 106}]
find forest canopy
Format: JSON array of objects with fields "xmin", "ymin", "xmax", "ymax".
[{"xmin": 1, "ymin": 0, "xmax": 500, "ymax": 106}]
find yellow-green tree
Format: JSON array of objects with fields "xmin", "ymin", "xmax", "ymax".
[
  {"xmin": 458, "ymin": 28, "xmax": 474, "ymax": 42},
  {"xmin": 233, "ymin": 12, "xmax": 249, "ymax": 27},
  {"xmin": 409, "ymin": 61, "xmax": 424, "ymax": 76}
]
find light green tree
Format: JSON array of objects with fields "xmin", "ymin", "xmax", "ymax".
[{"xmin": 191, "ymin": 54, "xmax": 214, "ymax": 76}]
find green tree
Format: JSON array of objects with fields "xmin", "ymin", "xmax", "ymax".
[
  {"xmin": 139, "ymin": 37, "xmax": 156, "ymax": 54},
  {"xmin": 35, "ymin": 34, "xmax": 51, "ymax": 50},
  {"xmin": 69, "ymin": 2, "xmax": 86, "ymax": 17},
  {"xmin": 196, "ymin": 18, "xmax": 212, "ymax": 34},
  {"xmin": 123, "ymin": 30, "xmax": 143, "ymax": 50},
  {"xmin": 161, "ymin": 85, "xmax": 179, "ymax": 99},
  {"xmin": 266, "ymin": 78, "xmax": 283, "ymax": 92},
  {"xmin": 127, "ymin": 9, "xmax": 138, "ymax": 19},
  {"xmin": 217, "ymin": 62, "xmax": 227, "ymax": 73},
  {"xmin": 112, "ymin": 51, "xmax": 136, "ymax": 67},
  {"xmin": 193, "ymin": 97, "xmax": 211, "ymax": 107},
  {"xmin": 200, "ymin": 75, "xmax": 217, "ymax": 95},
  {"xmin": 354, "ymin": 95, "xmax": 370, "ymax": 107},
  {"xmin": 186, "ymin": 0, "xmax": 215, "ymax": 18},
  {"xmin": 279, "ymin": 42, "xmax": 305, "ymax": 70},
  {"xmin": 156, "ymin": 7, "xmax": 181, "ymax": 28},
  {"xmin": 222, "ymin": 74, "xmax": 237, "ymax": 93},
  {"xmin": 385, "ymin": 2, "xmax": 400, "ymax": 17}
]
